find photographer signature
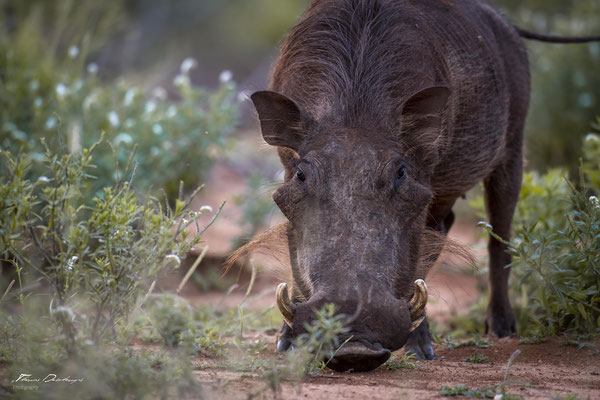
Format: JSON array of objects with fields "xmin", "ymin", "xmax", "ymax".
[{"xmin": 12, "ymin": 373, "xmax": 84, "ymax": 385}]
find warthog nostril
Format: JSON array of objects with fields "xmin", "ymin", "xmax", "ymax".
[{"xmin": 327, "ymin": 342, "xmax": 391, "ymax": 372}]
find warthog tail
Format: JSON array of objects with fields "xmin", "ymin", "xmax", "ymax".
[{"xmin": 516, "ymin": 26, "xmax": 600, "ymax": 43}]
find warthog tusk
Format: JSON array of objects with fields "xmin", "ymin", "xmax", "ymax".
[
  {"xmin": 409, "ymin": 314, "xmax": 426, "ymax": 333},
  {"xmin": 408, "ymin": 279, "xmax": 428, "ymax": 322},
  {"xmin": 276, "ymin": 282, "xmax": 294, "ymax": 327}
]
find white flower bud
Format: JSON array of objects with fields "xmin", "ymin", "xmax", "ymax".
[
  {"xmin": 55, "ymin": 83, "xmax": 69, "ymax": 98},
  {"xmin": 151, "ymin": 87, "xmax": 167, "ymax": 100},
  {"xmin": 107, "ymin": 111, "xmax": 120, "ymax": 127},
  {"xmin": 45, "ymin": 117, "xmax": 57, "ymax": 130},
  {"xmin": 477, "ymin": 221, "xmax": 493, "ymax": 230},
  {"xmin": 165, "ymin": 254, "xmax": 181, "ymax": 267},
  {"xmin": 87, "ymin": 63, "xmax": 99, "ymax": 75},
  {"xmin": 200, "ymin": 205, "xmax": 213, "ymax": 213},
  {"xmin": 68, "ymin": 46, "xmax": 79, "ymax": 58},
  {"xmin": 219, "ymin": 70, "xmax": 233, "ymax": 83},
  {"xmin": 152, "ymin": 123, "xmax": 163, "ymax": 135},
  {"xmin": 144, "ymin": 101, "xmax": 157, "ymax": 114},
  {"xmin": 180, "ymin": 57, "xmax": 198, "ymax": 74},
  {"xmin": 585, "ymin": 134, "xmax": 599, "ymax": 144},
  {"xmin": 67, "ymin": 256, "xmax": 78, "ymax": 270},
  {"xmin": 166, "ymin": 105, "xmax": 177, "ymax": 118},
  {"xmin": 124, "ymin": 88, "xmax": 137, "ymax": 106},
  {"xmin": 237, "ymin": 90, "xmax": 250, "ymax": 102},
  {"xmin": 113, "ymin": 133, "xmax": 133, "ymax": 146},
  {"xmin": 174, "ymin": 74, "xmax": 190, "ymax": 88}
]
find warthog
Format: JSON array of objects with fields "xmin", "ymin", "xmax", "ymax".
[{"xmin": 231, "ymin": 0, "xmax": 600, "ymax": 372}]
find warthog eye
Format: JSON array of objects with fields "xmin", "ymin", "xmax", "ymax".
[
  {"xmin": 395, "ymin": 166, "xmax": 406, "ymax": 186},
  {"xmin": 295, "ymin": 168, "xmax": 306, "ymax": 182}
]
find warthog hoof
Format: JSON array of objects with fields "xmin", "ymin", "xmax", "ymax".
[
  {"xmin": 404, "ymin": 315, "xmax": 435, "ymax": 360},
  {"xmin": 276, "ymin": 322, "xmax": 293, "ymax": 352},
  {"xmin": 485, "ymin": 303, "xmax": 516, "ymax": 338}
]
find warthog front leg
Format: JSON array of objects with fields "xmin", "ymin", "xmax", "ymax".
[
  {"xmin": 406, "ymin": 202, "xmax": 456, "ymax": 361},
  {"xmin": 404, "ymin": 315, "xmax": 435, "ymax": 360},
  {"xmin": 483, "ymin": 149, "xmax": 523, "ymax": 337},
  {"xmin": 276, "ymin": 322, "xmax": 293, "ymax": 352}
]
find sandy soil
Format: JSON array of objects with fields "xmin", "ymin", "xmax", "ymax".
[{"xmin": 195, "ymin": 335, "xmax": 600, "ymax": 400}]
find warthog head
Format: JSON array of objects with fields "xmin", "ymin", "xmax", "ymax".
[{"xmin": 246, "ymin": 86, "xmax": 449, "ymax": 371}]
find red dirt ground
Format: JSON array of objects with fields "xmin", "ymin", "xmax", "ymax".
[{"xmin": 195, "ymin": 335, "xmax": 600, "ymax": 400}]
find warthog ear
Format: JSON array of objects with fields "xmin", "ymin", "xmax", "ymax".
[
  {"xmin": 251, "ymin": 91, "xmax": 306, "ymax": 152},
  {"xmin": 400, "ymin": 86, "xmax": 449, "ymax": 158}
]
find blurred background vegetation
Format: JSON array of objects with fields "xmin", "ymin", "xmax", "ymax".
[
  {"xmin": 2, "ymin": 0, "xmax": 599, "ymax": 195},
  {"xmin": 7, "ymin": 0, "xmax": 598, "ymax": 169},
  {"xmin": 491, "ymin": 0, "xmax": 600, "ymax": 172}
]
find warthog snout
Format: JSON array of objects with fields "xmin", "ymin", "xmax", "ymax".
[
  {"xmin": 276, "ymin": 280, "xmax": 428, "ymax": 371},
  {"xmin": 328, "ymin": 342, "xmax": 391, "ymax": 372}
]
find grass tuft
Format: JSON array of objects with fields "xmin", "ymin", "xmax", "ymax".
[
  {"xmin": 384, "ymin": 351, "xmax": 419, "ymax": 370},
  {"xmin": 466, "ymin": 354, "xmax": 488, "ymax": 364}
]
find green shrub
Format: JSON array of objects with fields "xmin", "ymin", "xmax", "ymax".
[
  {"xmin": 1, "ymin": 138, "xmax": 210, "ymax": 337},
  {"xmin": 147, "ymin": 293, "xmax": 196, "ymax": 347},
  {"xmin": 212, "ymin": 303, "xmax": 349, "ymax": 398},
  {"xmin": 0, "ymin": 138, "xmax": 213, "ymax": 397},
  {"xmin": 583, "ymin": 124, "xmax": 600, "ymax": 191},
  {"xmin": 475, "ymin": 131, "xmax": 600, "ymax": 337},
  {"xmin": 506, "ymin": 181, "xmax": 600, "ymax": 336},
  {"xmin": 0, "ymin": 17, "xmax": 238, "ymax": 201},
  {"xmin": 0, "ymin": 11, "xmax": 237, "ymax": 394}
]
